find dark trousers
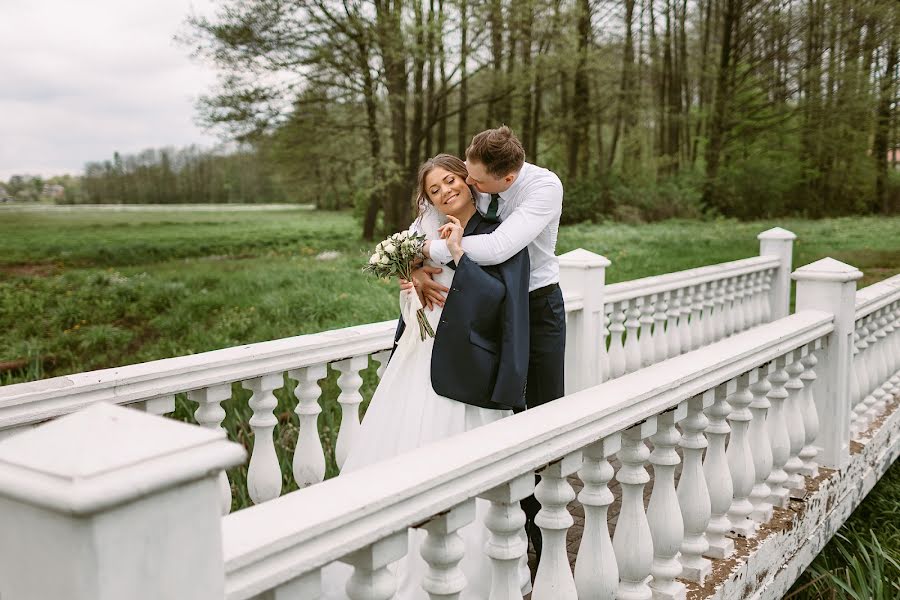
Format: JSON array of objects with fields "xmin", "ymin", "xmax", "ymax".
[{"xmin": 515, "ymin": 284, "xmax": 566, "ymax": 554}]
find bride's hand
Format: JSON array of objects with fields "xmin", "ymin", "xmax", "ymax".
[{"xmin": 438, "ymin": 216, "xmax": 464, "ymax": 262}]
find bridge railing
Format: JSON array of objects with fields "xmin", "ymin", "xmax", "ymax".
[
  {"xmin": 1, "ymin": 256, "xmax": 897, "ymax": 599},
  {"xmin": 0, "ymin": 228, "xmax": 793, "ymax": 515}
]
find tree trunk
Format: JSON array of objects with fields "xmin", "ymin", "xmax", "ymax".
[
  {"xmin": 424, "ymin": 0, "xmax": 436, "ymax": 159},
  {"xmin": 609, "ymin": 0, "xmax": 637, "ymax": 171},
  {"xmin": 875, "ymin": 32, "xmax": 898, "ymax": 213},
  {"xmin": 408, "ymin": 0, "xmax": 426, "ymax": 176},
  {"xmin": 486, "ymin": 0, "xmax": 504, "ymax": 127},
  {"xmin": 457, "ymin": 0, "xmax": 469, "ymax": 154},
  {"xmin": 568, "ymin": 0, "xmax": 592, "ymax": 179},
  {"xmin": 519, "ymin": 0, "xmax": 534, "ymax": 155}
]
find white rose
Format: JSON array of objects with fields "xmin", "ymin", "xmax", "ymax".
[
  {"xmin": 384, "ymin": 243, "xmax": 396, "ymax": 254},
  {"xmin": 399, "ymin": 230, "xmax": 409, "ymax": 239},
  {"xmin": 380, "ymin": 254, "xmax": 390, "ymax": 264},
  {"xmin": 369, "ymin": 253, "xmax": 379, "ymax": 265},
  {"xmin": 376, "ymin": 242, "xmax": 384, "ymax": 251}
]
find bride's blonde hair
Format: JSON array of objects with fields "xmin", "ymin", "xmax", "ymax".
[{"xmin": 413, "ymin": 154, "xmax": 477, "ymax": 214}]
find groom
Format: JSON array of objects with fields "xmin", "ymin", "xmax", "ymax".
[{"xmin": 414, "ymin": 125, "xmax": 565, "ymax": 562}]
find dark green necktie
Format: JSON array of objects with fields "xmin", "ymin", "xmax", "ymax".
[{"xmin": 486, "ymin": 193, "xmax": 500, "ymax": 221}]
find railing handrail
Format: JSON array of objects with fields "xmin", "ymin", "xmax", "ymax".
[
  {"xmin": 854, "ymin": 274, "xmax": 900, "ymax": 321},
  {"xmin": 0, "ymin": 321, "xmax": 397, "ymax": 430},
  {"xmin": 603, "ymin": 255, "xmax": 780, "ymax": 305},
  {"xmin": 220, "ymin": 309, "xmax": 833, "ymax": 600}
]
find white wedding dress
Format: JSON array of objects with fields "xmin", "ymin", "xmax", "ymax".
[{"xmin": 320, "ymin": 208, "xmax": 531, "ymax": 599}]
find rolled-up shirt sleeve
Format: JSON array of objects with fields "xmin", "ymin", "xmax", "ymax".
[{"xmin": 430, "ymin": 181, "xmax": 561, "ymax": 267}]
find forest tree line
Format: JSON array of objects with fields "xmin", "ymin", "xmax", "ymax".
[
  {"xmin": 9, "ymin": 1, "xmax": 898, "ymax": 234},
  {"xmin": 184, "ymin": 0, "xmax": 900, "ymax": 237}
]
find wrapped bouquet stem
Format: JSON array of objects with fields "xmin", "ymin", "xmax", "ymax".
[{"xmin": 364, "ymin": 230, "xmax": 436, "ymax": 341}]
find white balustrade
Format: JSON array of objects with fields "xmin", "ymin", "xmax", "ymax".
[
  {"xmin": 372, "ymin": 350, "xmax": 391, "ymax": 379},
  {"xmin": 784, "ymin": 354, "xmax": 808, "ymax": 498},
  {"xmin": 533, "ymin": 453, "xmax": 581, "ymax": 599},
  {"xmin": 419, "ymin": 499, "xmax": 475, "ymax": 600},
  {"xmin": 759, "ymin": 270, "xmax": 773, "ymax": 324},
  {"xmin": 765, "ymin": 359, "xmax": 791, "ymax": 508},
  {"xmin": 733, "ymin": 275, "xmax": 747, "ymax": 333},
  {"xmin": 703, "ymin": 382, "xmax": 734, "ymax": 559},
  {"xmin": 725, "ymin": 373, "xmax": 756, "ymax": 537},
  {"xmin": 133, "ymin": 393, "xmax": 176, "ymax": 415},
  {"xmin": 256, "ymin": 571, "xmax": 322, "ymax": 600},
  {"xmin": 574, "ymin": 435, "xmax": 620, "ymax": 599},
  {"xmin": 849, "ymin": 328, "xmax": 864, "ymax": 438},
  {"xmin": 648, "ymin": 406, "xmax": 687, "ymax": 600},
  {"xmin": 748, "ymin": 365, "xmax": 774, "ymax": 523},
  {"xmin": 677, "ymin": 394, "xmax": 713, "ymax": 584},
  {"xmin": 289, "ymin": 364, "xmax": 328, "ymax": 488},
  {"xmin": 480, "ymin": 473, "xmax": 534, "ymax": 600},
  {"xmin": 600, "ymin": 312, "xmax": 612, "ymax": 383},
  {"xmin": 244, "ymin": 373, "xmax": 284, "ymax": 504},
  {"xmin": 701, "ymin": 282, "xmax": 716, "ymax": 346},
  {"xmin": 614, "ymin": 418, "xmax": 657, "ymax": 600},
  {"xmin": 189, "ymin": 384, "xmax": 234, "ymax": 514},
  {"xmin": 723, "ymin": 278, "xmax": 737, "ymax": 338},
  {"xmin": 334, "ymin": 355, "xmax": 368, "ymax": 470}
]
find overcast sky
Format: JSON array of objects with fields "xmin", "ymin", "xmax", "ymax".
[{"xmin": 0, "ymin": 0, "xmax": 221, "ymax": 179}]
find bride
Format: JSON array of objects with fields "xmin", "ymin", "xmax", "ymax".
[{"xmin": 320, "ymin": 154, "xmax": 532, "ymax": 599}]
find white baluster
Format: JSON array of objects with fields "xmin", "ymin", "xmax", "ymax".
[
  {"xmin": 614, "ymin": 418, "xmax": 657, "ymax": 600},
  {"xmin": 256, "ymin": 571, "xmax": 322, "ymax": 600},
  {"xmin": 676, "ymin": 394, "xmax": 712, "ymax": 584},
  {"xmin": 784, "ymin": 356, "xmax": 808, "ymax": 498},
  {"xmin": 689, "ymin": 285, "xmax": 705, "ymax": 349},
  {"xmin": 420, "ymin": 499, "xmax": 476, "ymax": 600},
  {"xmin": 648, "ymin": 407, "xmax": 687, "ymax": 600},
  {"xmin": 243, "ymin": 373, "xmax": 284, "ymax": 504},
  {"xmin": 703, "ymin": 382, "xmax": 734, "ymax": 559},
  {"xmin": 342, "ymin": 532, "xmax": 408, "ymax": 600},
  {"xmin": 861, "ymin": 316, "xmax": 881, "ymax": 427},
  {"xmin": 600, "ymin": 311, "xmax": 612, "ymax": 383},
  {"xmin": 701, "ymin": 282, "xmax": 716, "ymax": 347},
  {"xmin": 639, "ymin": 296, "xmax": 656, "ymax": 368},
  {"xmin": 334, "ymin": 355, "xmax": 368, "ymax": 469},
  {"xmin": 480, "ymin": 473, "xmax": 534, "ymax": 600},
  {"xmin": 189, "ymin": 384, "xmax": 233, "ymax": 515},
  {"xmin": 746, "ymin": 272, "xmax": 761, "ymax": 327},
  {"xmin": 713, "ymin": 279, "xmax": 728, "ymax": 341},
  {"xmin": 759, "ymin": 270, "xmax": 773, "ymax": 324},
  {"xmin": 288, "ymin": 364, "xmax": 327, "ymax": 488},
  {"xmin": 723, "ymin": 278, "xmax": 737, "ymax": 337},
  {"xmin": 666, "ymin": 292, "xmax": 683, "ymax": 357},
  {"xmin": 849, "ymin": 328, "xmax": 864, "ymax": 438},
  {"xmin": 726, "ymin": 373, "xmax": 756, "ymax": 537},
  {"xmin": 870, "ymin": 309, "xmax": 891, "ymax": 417},
  {"xmin": 799, "ymin": 347, "xmax": 820, "ymax": 478},
  {"xmin": 533, "ymin": 453, "xmax": 581, "ymax": 599},
  {"xmin": 733, "ymin": 276, "xmax": 747, "ymax": 334},
  {"xmin": 652, "ymin": 293, "xmax": 670, "ymax": 363},
  {"xmin": 624, "ymin": 300, "xmax": 642, "ymax": 374},
  {"xmin": 372, "ymin": 350, "xmax": 392, "ymax": 380},
  {"xmin": 608, "ymin": 304, "xmax": 627, "ymax": 379},
  {"xmin": 748, "ymin": 365, "xmax": 774, "ymax": 523},
  {"xmin": 575, "ymin": 435, "xmax": 620, "ymax": 600},
  {"xmin": 678, "ymin": 287, "xmax": 693, "ymax": 353},
  {"xmin": 765, "ymin": 359, "xmax": 791, "ymax": 508}
]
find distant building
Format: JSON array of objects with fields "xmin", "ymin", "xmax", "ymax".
[{"xmin": 42, "ymin": 184, "xmax": 65, "ymax": 200}]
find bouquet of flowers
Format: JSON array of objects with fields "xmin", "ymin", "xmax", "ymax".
[{"xmin": 364, "ymin": 230, "xmax": 436, "ymax": 340}]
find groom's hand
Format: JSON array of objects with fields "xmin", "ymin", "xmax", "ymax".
[{"xmin": 400, "ymin": 266, "xmax": 448, "ymax": 310}]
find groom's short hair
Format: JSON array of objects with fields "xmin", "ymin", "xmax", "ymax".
[{"xmin": 466, "ymin": 126, "xmax": 525, "ymax": 178}]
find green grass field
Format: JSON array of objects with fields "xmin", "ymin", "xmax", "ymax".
[{"xmin": 2, "ymin": 208, "xmax": 898, "ymax": 597}]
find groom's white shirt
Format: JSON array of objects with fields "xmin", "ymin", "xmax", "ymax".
[{"xmin": 427, "ymin": 161, "xmax": 563, "ymax": 292}]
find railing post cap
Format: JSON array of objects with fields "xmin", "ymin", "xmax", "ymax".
[
  {"xmin": 757, "ymin": 227, "xmax": 797, "ymax": 241},
  {"xmin": 558, "ymin": 248, "xmax": 611, "ymax": 269},
  {"xmin": 0, "ymin": 402, "xmax": 246, "ymax": 516},
  {"xmin": 792, "ymin": 257, "xmax": 863, "ymax": 283}
]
